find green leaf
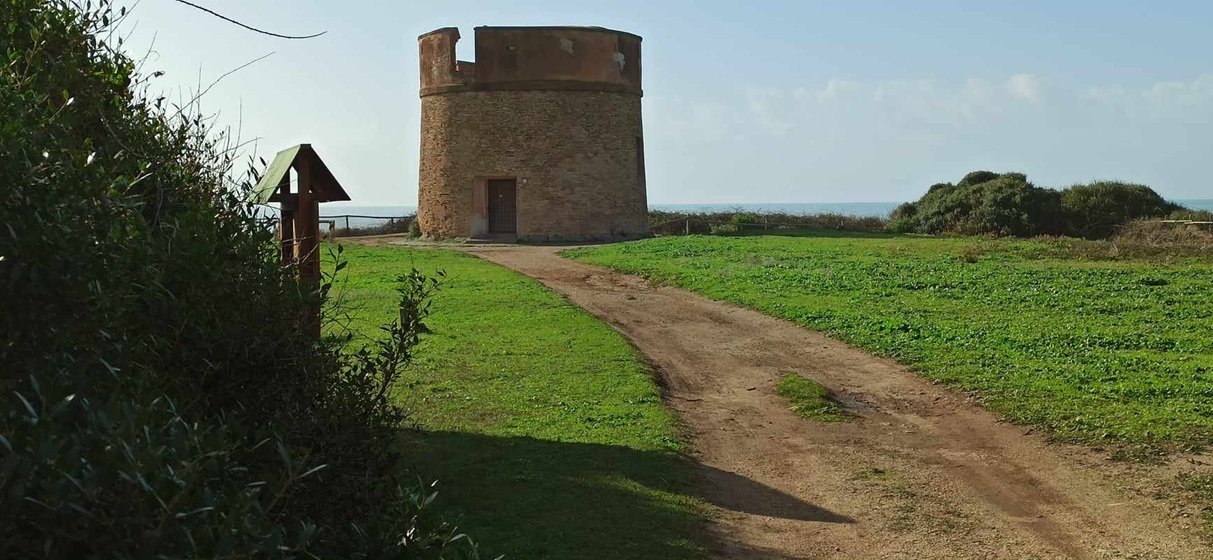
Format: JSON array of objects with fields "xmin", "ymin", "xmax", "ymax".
[{"xmin": 13, "ymin": 392, "xmax": 37, "ymax": 419}]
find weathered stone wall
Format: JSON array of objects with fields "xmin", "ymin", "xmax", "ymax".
[
  {"xmin": 419, "ymin": 26, "xmax": 641, "ymax": 95},
  {"xmin": 417, "ymin": 26, "xmax": 648, "ymax": 242},
  {"xmin": 418, "ymin": 89, "xmax": 647, "ymax": 241}
]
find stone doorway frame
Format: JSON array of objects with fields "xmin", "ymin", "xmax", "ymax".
[{"xmin": 471, "ymin": 175, "xmax": 520, "ymax": 240}]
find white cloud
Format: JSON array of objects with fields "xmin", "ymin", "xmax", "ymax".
[
  {"xmin": 815, "ymin": 79, "xmax": 862, "ymax": 104},
  {"xmin": 643, "ymin": 74, "xmax": 1213, "ymax": 203},
  {"xmin": 1006, "ymin": 74, "xmax": 1044, "ymax": 102},
  {"xmin": 745, "ymin": 88, "xmax": 793, "ymax": 137}
]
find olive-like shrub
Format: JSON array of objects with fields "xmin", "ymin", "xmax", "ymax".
[
  {"xmin": 889, "ymin": 171, "xmax": 1064, "ymax": 237},
  {"xmin": 0, "ymin": 1, "xmax": 483, "ymax": 557},
  {"xmin": 891, "ymin": 171, "xmax": 1185, "ymax": 239}
]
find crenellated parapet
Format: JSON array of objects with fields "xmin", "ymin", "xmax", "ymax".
[{"xmin": 418, "ymin": 26, "xmax": 642, "ymax": 97}]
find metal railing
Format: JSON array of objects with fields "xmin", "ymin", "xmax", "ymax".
[
  {"xmin": 320, "ymin": 215, "xmax": 411, "ymax": 230},
  {"xmin": 320, "ymin": 215, "xmax": 415, "ymax": 238}
]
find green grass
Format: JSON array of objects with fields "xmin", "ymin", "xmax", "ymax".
[
  {"xmin": 330, "ymin": 245, "xmax": 706, "ymax": 559},
  {"xmin": 777, "ymin": 373, "xmax": 848, "ymax": 422},
  {"xmin": 565, "ymin": 231, "xmax": 1213, "ymax": 449}
]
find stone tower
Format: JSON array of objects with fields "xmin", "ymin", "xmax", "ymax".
[{"xmin": 417, "ymin": 26, "xmax": 649, "ymax": 242}]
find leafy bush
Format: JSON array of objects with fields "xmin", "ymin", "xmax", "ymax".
[
  {"xmin": 0, "ymin": 1, "xmax": 481, "ymax": 557},
  {"xmin": 957, "ymin": 170, "xmax": 1000, "ymax": 187},
  {"xmin": 889, "ymin": 171, "xmax": 1063, "ymax": 237},
  {"xmin": 892, "ymin": 171, "xmax": 1191, "ymax": 239},
  {"xmin": 1061, "ymin": 181, "xmax": 1180, "ymax": 239},
  {"xmin": 730, "ymin": 212, "xmax": 758, "ymax": 225},
  {"xmin": 726, "ymin": 212, "xmax": 757, "ymax": 232}
]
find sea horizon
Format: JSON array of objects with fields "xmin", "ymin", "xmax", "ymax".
[{"xmin": 320, "ymin": 199, "xmax": 1213, "ymax": 224}]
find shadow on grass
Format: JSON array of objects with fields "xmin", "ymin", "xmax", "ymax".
[
  {"xmin": 400, "ymin": 430, "xmax": 850, "ymax": 560},
  {"xmin": 715, "ymin": 228, "xmax": 901, "ymax": 239}
]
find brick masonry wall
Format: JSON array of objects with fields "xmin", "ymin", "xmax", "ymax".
[{"xmin": 418, "ymin": 89, "xmax": 649, "ymax": 242}]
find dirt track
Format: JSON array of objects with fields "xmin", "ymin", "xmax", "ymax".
[{"xmin": 454, "ymin": 244, "xmax": 1205, "ymax": 559}]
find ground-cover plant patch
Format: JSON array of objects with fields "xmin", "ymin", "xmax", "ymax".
[
  {"xmin": 333, "ymin": 245, "xmax": 708, "ymax": 560},
  {"xmin": 777, "ymin": 373, "xmax": 849, "ymax": 422},
  {"xmin": 565, "ymin": 233, "xmax": 1213, "ymax": 449}
]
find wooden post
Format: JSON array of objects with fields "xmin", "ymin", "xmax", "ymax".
[
  {"xmin": 253, "ymin": 144, "xmax": 351, "ymax": 341},
  {"xmin": 278, "ymin": 174, "xmax": 295, "ymax": 264},
  {"xmin": 294, "ymin": 155, "xmax": 322, "ymax": 339}
]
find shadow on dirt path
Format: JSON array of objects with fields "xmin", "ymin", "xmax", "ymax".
[{"xmin": 401, "ymin": 429, "xmax": 834, "ymax": 559}]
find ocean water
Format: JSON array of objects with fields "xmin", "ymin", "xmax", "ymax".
[
  {"xmin": 318, "ymin": 199, "xmax": 1213, "ymax": 227},
  {"xmin": 1176, "ymin": 199, "xmax": 1213, "ymax": 212}
]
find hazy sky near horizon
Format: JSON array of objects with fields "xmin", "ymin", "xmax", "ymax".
[{"xmin": 114, "ymin": 0, "xmax": 1213, "ymax": 205}]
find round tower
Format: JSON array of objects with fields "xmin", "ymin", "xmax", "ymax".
[{"xmin": 417, "ymin": 26, "xmax": 648, "ymax": 242}]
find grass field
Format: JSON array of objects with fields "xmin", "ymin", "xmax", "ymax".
[
  {"xmin": 330, "ymin": 245, "xmax": 706, "ymax": 559},
  {"xmin": 565, "ymin": 232, "xmax": 1213, "ymax": 450}
]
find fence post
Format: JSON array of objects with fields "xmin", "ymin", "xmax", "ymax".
[{"xmin": 685, "ymin": 219, "xmax": 690, "ymax": 236}]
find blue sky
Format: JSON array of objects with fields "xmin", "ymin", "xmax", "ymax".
[{"xmin": 115, "ymin": 0, "xmax": 1213, "ymax": 205}]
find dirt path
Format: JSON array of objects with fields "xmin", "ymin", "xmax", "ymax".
[{"xmin": 458, "ymin": 244, "xmax": 1204, "ymax": 559}]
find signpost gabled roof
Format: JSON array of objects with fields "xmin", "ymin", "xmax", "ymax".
[{"xmin": 252, "ymin": 144, "xmax": 351, "ymax": 204}]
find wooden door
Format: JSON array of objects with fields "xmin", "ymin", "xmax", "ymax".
[{"xmin": 487, "ymin": 179, "xmax": 517, "ymax": 233}]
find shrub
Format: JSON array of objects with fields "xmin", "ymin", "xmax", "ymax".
[
  {"xmin": 1061, "ymin": 181, "xmax": 1181, "ymax": 239},
  {"xmin": 890, "ymin": 171, "xmax": 1063, "ymax": 237},
  {"xmin": 409, "ymin": 216, "xmax": 423, "ymax": 237},
  {"xmin": 887, "ymin": 203, "xmax": 918, "ymax": 233},
  {"xmin": 897, "ymin": 170, "xmax": 1196, "ymax": 240},
  {"xmin": 957, "ymin": 170, "xmax": 1000, "ymax": 187},
  {"xmin": 727, "ymin": 212, "xmax": 757, "ymax": 231},
  {"xmin": 731, "ymin": 212, "xmax": 759, "ymax": 225},
  {"xmin": 0, "ymin": 1, "xmax": 481, "ymax": 557}
]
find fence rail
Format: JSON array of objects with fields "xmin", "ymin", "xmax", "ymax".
[
  {"xmin": 1154, "ymin": 220, "xmax": 1213, "ymax": 226},
  {"xmin": 319, "ymin": 214, "xmax": 413, "ymax": 231}
]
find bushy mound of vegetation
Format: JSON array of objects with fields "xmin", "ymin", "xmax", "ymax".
[
  {"xmin": 892, "ymin": 171, "xmax": 1185, "ymax": 239},
  {"xmin": 0, "ymin": 1, "xmax": 480, "ymax": 557},
  {"xmin": 1061, "ymin": 181, "xmax": 1181, "ymax": 239},
  {"xmin": 889, "ymin": 171, "xmax": 1064, "ymax": 237}
]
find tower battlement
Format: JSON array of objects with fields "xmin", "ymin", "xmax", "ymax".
[{"xmin": 418, "ymin": 26, "xmax": 642, "ymax": 97}]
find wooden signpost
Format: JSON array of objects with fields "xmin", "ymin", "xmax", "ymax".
[{"xmin": 253, "ymin": 144, "xmax": 350, "ymax": 338}]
